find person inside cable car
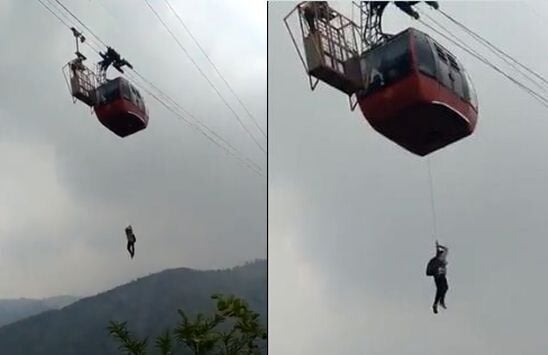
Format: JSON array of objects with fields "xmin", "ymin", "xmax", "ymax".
[
  {"xmin": 426, "ymin": 241, "xmax": 448, "ymax": 314},
  {"xmin": 125, "ymin": 225, "xmax": 136, "ymax": 259},
  {"xmin": 370, "ymin": 73, "xmax": 384, "ymax": 91}
]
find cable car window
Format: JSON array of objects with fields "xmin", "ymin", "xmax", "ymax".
[
  {"xmin": 136, "ymin": 91, "xmax": 146, "ymax": 111},
  {"xmin": 133, "ymin": 86, "xmax": 142, "ymax": 101},
  {"xmin": 462, "ymin": 71, "xmax": 470, "ymax": 101},
  {"xmin": 431, "ymin": 42, "xmax": 453, "ymax": 90},
  {"xmin": 361, "ymin": 32, "xmax": 411, "ymax": 94},
  {"xmin": 464, "ymin": 69, "xmax": 479, "ymax": 109},
  {"xmin": 434, "ymin": 43, "xmax": 447, "ymax": 63},
  {"xmin": 137, "ymin": 89, "xmax": 147, "ymax": 113},
  {"xmin": 447, "ymin": 54, "xmax": 460, "ymax": 71},
  {"xmin": 128, "ymin": 85, "xmax": 137, "ymax": 105},
  {"xmin": 120, "ymin": 79, "xmax": 132, "ymax": 101},
  {"xmin": 130, "ymin": 85, "xmax": 144, "ymax": 110},
  {"xmin": 96, "ymin": 80, "xmax": 121, "ymax": 104},
  {"xmin": 450, "ymin": 69, "xmax": 465, "ymax": 99},
  {"xmin": 128, "ymin": 84, "xmax": 144, "ymax": 111},
  {"xmin": 414, "ymin": 32, "xmax": 436, "ymax": 78}
]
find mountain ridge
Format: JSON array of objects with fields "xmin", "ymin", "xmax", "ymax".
[
  {"xmin": 0, "ymin": 259, "xmax": 266, "ymax": 355},
  {"xmin": 0, "ymin": 295, "xmax": 79, "ymax": 327}
]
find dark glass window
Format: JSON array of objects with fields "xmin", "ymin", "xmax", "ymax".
[
  {"xmin": 450, "ymin": 70, "xmax": 465, "ymax": 99},
  {"xmin": 414, "ymin": 32, "xmax": 436, "ymax": 78},
  {"xmin": 447, "ymin": 54, "xmax": 460, "ymax": 71},
  {"xmin": 433, "ymin": 42, "xmax": 470, "ymax": 101},
  {"xmin": 119, "ymin": 79, "xmax": 132, "ymax": 101},
  {"xmin": 128, "ymin": 83, "xmax": 145, "ymax": 111},
  {"xmin": 464, "ymin": 69, "xmax": 479, "ymax": 108},
  {"xmin": 462, "ymin": 73, "xmax": 470, "ymax": 101},
  {"xmin": 360, "ymin": 31, "xmax": 412, "ymax": 95},
  {"xmin": 432, "ymin": 43, "xmax": 452, "ymax": 89},
  {"xmin": 96, "ymin": 79, "xmax": 120, "ymax": 104},
  {"xmin": 434, "ymin": 43, "xmax": 447, "ymax": 62}
]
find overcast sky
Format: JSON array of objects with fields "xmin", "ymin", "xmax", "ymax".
[
  {"xmin": 270, "ymin": 1, "xmax": 548, "ymax": 354},
  {"xmin": 0, "ymin": 0, "xmax": 266, "ymax": 299}
]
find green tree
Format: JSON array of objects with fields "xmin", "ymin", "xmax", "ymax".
[{"xmin": 108, "ymin": 294, "xmax": 267, "ymax": 355}]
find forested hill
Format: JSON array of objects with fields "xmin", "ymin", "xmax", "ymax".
[
  {"xmin": 0, "ymin": 295, "xmax": 78, "ymax": 327},
  {"xmin": 0, "ymin": 260, "xmax": 267, "ymax": 355}
]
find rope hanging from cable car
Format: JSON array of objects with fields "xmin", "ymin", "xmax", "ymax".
[{"xmin": 285, "ymin": 1, "xmax": 468, "ymax": 314}]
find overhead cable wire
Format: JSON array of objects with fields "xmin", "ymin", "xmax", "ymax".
[
  {"xmin": 46, "ymin": 0, "xmax": 265, "ymax": 173},
  {"xmin": 41, "ymin": 0, "xmax": 105, "ymax": 55},
  {"xmin": 436, "ymin": 8, "xmax": 548, "ymax": 89},
  {"xmin": 163, "ymin": 0, "xmax": 266, "ymax": 139},
  {"xmin": 143, "ymin": 0, "xmax": 267, "ymax": 155},
  {"xmin": 36, "ymin": 0, "xmax": 264, "ymax": 177},
  {"xmin": 37, "ymin": 0, "xmax": 73, "ymax": 29},
  {"xmin": 124, "ymin": 71, "xmax": 264, "ymax": 176},
  {"xmin": 416, "ymin": 18, "xmax": 548, "ymax": 108},
  {"xmin": 54, "ymin": 0, "xmax": 108, "ymax": 47},
  {"xmin": 48, "ymin": 0, "xmax": 265, "ymax": 174},
  {"xmin": 421, "ymin": 8, "xmax": 547, "ymax": 92},
  {"xmin": 426, "ymin": 157, "xmax": 438, "ymax": 240},
  {"xmin": 128, "ymin": 69, "xmax": 264, "ymax": 174}
]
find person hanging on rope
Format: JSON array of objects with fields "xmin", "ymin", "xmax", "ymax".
[
  {"xmin": 125, "ymin": 225, "xmax": 136, "ymax": 259},
  {"xmin": 426, "ymin": 240, "xmax": 448, "ymax": 314}
]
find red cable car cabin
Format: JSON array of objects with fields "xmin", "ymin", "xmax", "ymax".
[
  {"xmin": 357, "ymin": 28, "xmax": 479, "ymax": 156},
  {"xmin": 94, "ymin": 77, "xmax": 149, "ymax": 137}
]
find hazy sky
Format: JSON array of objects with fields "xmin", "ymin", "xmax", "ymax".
[
  {"xmin": 270, "ymin": 1, "xmax": 548, "ymax": 354},
  {"xmin": 0, "ymin": 0, "xmax": 266, "ymax": 298}
]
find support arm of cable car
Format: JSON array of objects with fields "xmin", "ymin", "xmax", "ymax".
[
  {"xmin": 70, "ymin": 27, "xmax": 87, "ymax": 61},
  {"xmin": 97, "ymin": 47, "xmax": 133, "ymax": 84},
  {"xmin": 64, "ymin": 27, "xmax": 97, "ymax": 107},
  {"xmin": 359, "ymin": 1, "xmax": 439, "ymax": 49}
]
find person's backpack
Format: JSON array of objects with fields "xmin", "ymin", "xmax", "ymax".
[{"xmin": 426, "ymin": 257, "xmax": 438, "ymax": 276}]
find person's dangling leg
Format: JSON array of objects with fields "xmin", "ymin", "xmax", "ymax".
[
  {"xmin": 127, "ymin": 241, "xmax": 133, "ymax": 258},
  {"xmin": 439, "ymin": 276, "xmax": 448, "ymax": 309},
  {"xmin": 433, "ymin": 276, "xmax": 443, "ymax": 314}
]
